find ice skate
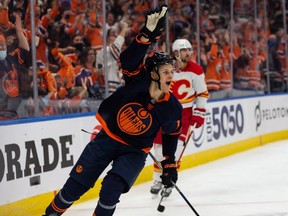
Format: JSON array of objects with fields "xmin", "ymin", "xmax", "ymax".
[
  {"xmin": 160, "ymin": 187, "xmax": 173, "ymax": 197},
  {"xmin": 150, "ymin": 180, "xmax": 163, "ymax": 196}
]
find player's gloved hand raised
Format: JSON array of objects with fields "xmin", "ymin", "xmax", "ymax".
[
  {"xmin": 160, "ymin": 158, "xmax": 178, "ymax": 188},
  {"xmin": 191, "ymin": 108, "xmax": 206, "ymax": 128},
  {"xmin": 140, "ymin": 5, "xmax": 167, "ymax": 43}
]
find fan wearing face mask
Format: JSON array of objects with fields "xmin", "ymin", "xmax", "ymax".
[{"xmin": 0, "ymin": 13, "xmax": 30, "ymax": 119}]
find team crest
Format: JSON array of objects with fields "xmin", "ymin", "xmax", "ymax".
[
  {"xmin": 2, "ymin": 70, "xmax": 19, "ymax": 97},
  {"xmin": 76, "ymin": 165, "xmax": 83, "ymax": 173},
  {"xmin": 117, "ymin": 103, "xmax": 152, "ymax": 135}
]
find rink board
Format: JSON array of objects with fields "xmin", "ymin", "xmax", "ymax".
[{"xmin": 0, "ymin": 93, "xmax": 288, "ymax": 216}]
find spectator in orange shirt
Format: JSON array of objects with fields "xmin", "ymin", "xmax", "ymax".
[
  {"xmin": 36, "ymin": 61, "xmax": 58, "ymax": 98},
  {"xmin": 34, "ymin": 4, "xmax": 59, "ymax": 67},
  {"xmin": 84, "ymin": 1, "xmax": 103, "ymax": 50},
  {"xmin": 204, "ymin": 33, "xmax": 221, "ymax": 92},
  {"xmin": 51, "ymin": 47, "xmax": 76, "ymax": 95}
]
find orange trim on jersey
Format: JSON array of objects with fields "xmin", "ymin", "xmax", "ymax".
[
  {"xmin": 142, "ymin": 147, "xmax": 152, "ymax": 153},
  {"xmin": 177, "ymin": 120, "xmax": 181, "ymax": 131},
  {"xmin": 135, "ymin": 34, "xmax": 151, "ymax": 45},
  {"xmin": 122, "ymin": 63, "xmax": 144, "ymax": 77},
  {"xmin": 167, "ymin": 120, "xmax": 182, "ymax": 136},
  {"xmin": 51, "ymin": 200, "xmax": 67, "ymax": 213},
  {"xmin": 96, "ymin": 113, "xmax": 128, "ymax": 145},
  {"xmin": 156, "ymin": 92, "xmax": 170, "ymax": 102},
  {"xmin": 96, "ymin": 113, "xmax": 152, "ymax": 154},
  {"xmin": 169, "ymin": 130, "xmax": 182, "ymax": 136}
]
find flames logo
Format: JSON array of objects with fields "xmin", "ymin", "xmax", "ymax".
[
  {"xmin": 170, "ymin": 79, "xmax": 191, "ymax": 101},
  {"xmin": 117, "ymin": 103, "xmax": 152, "ymax": 135}
]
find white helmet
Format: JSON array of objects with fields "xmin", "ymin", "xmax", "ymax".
[{"xmin": 172, "ymin": 39, "xmax": 193, "ymax": 52}]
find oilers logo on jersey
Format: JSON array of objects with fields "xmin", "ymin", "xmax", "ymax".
[{"xmin": 117, "ymin": 102, "xmax": 152, "ymax": 135}]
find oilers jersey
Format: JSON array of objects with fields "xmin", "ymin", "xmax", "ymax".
[{"xmin": 96, "ymin": 35, "xmax": 182, "ymax": 157}]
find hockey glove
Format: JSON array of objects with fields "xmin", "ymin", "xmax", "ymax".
[
  {"xmin": 160, "ymin": 158, "xmax": 178, "ymax": 188},
  {"xmin": 191, "ymin": 108, "xmax": 206, "ymax": 128},
  {"xmin": 140, "ymin": 5, "xmax": 167, "ymax": 43}
]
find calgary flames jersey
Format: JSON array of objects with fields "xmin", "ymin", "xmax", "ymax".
[
  {"xmin": 154, "ymin": 60, "xmax": 209, "ymax": 143},
  {"xmin": 170, "ymin": 61, "xmax": 209, "ymax": 109}
]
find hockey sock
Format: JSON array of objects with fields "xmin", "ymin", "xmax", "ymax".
[
  {"xmin": 94, "ymin": 173, "xmax": 126, "ymax": 216},
  {"xmin": 153, "ymin": 144, "xmax": 164, "ymax": 182},
  {"xmin": 45, "ymin": 177, "xmax": 89, "ymax": 215},
  {"xmin": 45, "ymin": 189, "xmax": 73, "ymax": 216}
]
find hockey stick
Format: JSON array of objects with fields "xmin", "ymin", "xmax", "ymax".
[
  {"xmin": 148, "ymin": 152, "xmax": 200, "ymax": 216},
  {"xmin": 177, "ymin": 123, "xmax": 197, "ymax": 165},
  {"xmin": 157, "ymin": 123, "xmax": 197, "ymax": 211},
  {"xmin": 81, "ymin": 128, "xmax": 96, "ymax": 134}
]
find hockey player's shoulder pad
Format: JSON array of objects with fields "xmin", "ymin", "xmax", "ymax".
[{"xmin": 187, "ymin": 61, "xmax": 204, "ymax": 75}]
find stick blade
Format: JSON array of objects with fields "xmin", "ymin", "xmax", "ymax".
[{"xmin": 157, "ymin": 205, "xmax": 165, "ymax": 212}]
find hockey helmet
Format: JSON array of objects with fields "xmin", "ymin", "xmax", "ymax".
[
  {"xmin": 145, "ymin": 52, "xmax": 175, "ymax": 90},
  {"xmin": 172, "ymin": 39, "xmax": 193, "ymax": 52},
  {"xmin": 145, "ymin": 52, "xmax": 175, "ymax": 73}
]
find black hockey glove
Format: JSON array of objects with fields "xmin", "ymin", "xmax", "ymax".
[
  {"xmin": 140, "ymin": 5, "xmax": 167, "ymax": 43},
  {"xmin": 160, "ymin": 158, "xmax": 178, "ymax": 188}
]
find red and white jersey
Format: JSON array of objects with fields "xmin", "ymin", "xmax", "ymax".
[
  {"xmin": 170, "ymin": 61, "xmax": 209, "ymax": 109},
  {"xmin": 154, "ymin": 60, "xmax": 209, "ymax": 143}
]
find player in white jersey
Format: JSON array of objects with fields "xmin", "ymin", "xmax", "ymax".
[{"xmin": 151, "ymin": 39, "xmax": 209, "ymax": 197}]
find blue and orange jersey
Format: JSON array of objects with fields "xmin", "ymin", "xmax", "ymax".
[
  {"xmin": 96, "ymin": 35, "xmax": 182, "ymax": 156},
  {"xmin": 0, "ymin": 48, "xmax": 30, "ymax": 98}
]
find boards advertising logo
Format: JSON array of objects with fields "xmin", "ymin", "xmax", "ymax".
[
  {"xmin": 0, "ymin": 135, "xmax": 74, "ymax": 185},
  {"xmin": 193, "ymin": 104, "xmax": 244, "ymax": 147},
  {"xmin": 254, "ymin": 101, "xmax": 288, "ymax": 131},
  {"xmin": 255, "ymin": 101, "xmax": 262, "ymax": 131}
]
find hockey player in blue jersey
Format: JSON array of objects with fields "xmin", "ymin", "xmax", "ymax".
[{"xmin": 43, "ymin": 5, "xmax": 182, "ymax": 216}]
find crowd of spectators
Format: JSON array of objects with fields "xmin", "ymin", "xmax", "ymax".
[{"xmin": 0, "ymin": 0, "xmax": 287, "ymax": 120}]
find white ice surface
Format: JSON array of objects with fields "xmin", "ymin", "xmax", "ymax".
[{"xmin": 64, "ymin": 139, "xmax": 288, "ymax": 216}]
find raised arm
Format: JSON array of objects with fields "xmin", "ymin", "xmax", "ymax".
[
  {"xmin": 15, "ymin": 14, "xmax": 29, "ymax": 51},
  {"xmin": 120, "ymin": 5, "xmax": 167, "ymax": 73}
]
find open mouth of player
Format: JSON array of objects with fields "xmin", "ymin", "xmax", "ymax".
[{"xmin": 166, "ymin": 81, "xmax": 171, "ymax": 86}]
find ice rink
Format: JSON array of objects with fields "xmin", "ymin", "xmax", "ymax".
[{"xmin": 64, "ymin": 139, "xmax": 288, "ymax": 216}]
